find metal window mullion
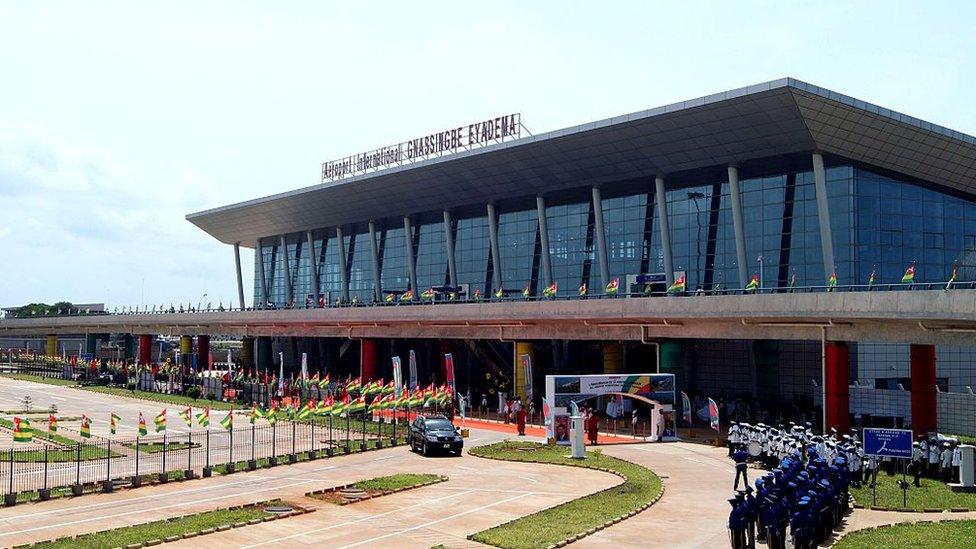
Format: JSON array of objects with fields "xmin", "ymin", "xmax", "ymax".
[
  {"xmin": 655, "ymin": 176, "xmax": 675, "ymax": 287},
  {"xmin": 592, "ymin": 186, "xmax": 610, "ymax": 290},
  {"xmin": 536, "ymin": 196, "xmax": 553, "ymax": 287},
  {"xmin": 368, "ymin": 221, "xmax": 382, "ymax": 301}
]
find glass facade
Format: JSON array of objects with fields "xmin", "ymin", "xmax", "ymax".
[{"xmin": 254, "ymin": 159, "xmax": 976, "ymax": 306}]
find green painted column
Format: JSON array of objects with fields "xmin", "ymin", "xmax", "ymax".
[
  {"xmin": 85, "ymin": 334, "xmax": 98, "ymax": 356},
  {"xmin": 659, "ymin": 341, "xmax": 683, "ymax": 392},
  {"xmin": 123, "ymin": 334, "xmax": 135, "ymax": 360},
  {"xmin": 753, "ymin": 340, "xmax": 781, "ymax": 402},
  {"xmin": 256, "ymin": 337, "xmax": 273, "ymax": 375}
]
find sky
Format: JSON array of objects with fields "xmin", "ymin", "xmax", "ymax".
[{"xmin": 0, "ymin": 1, "xmax": 973, "ymax": 310}]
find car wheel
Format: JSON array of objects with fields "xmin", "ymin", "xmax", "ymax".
[{"xmin": 422, "ymin": 442, "xmax": 429, "ymax": 456}]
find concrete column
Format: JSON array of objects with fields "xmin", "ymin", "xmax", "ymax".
[
  {"xmin": 727, "ymin": 166, "xmax": 749, "ymax": 288},
  {"xmin": 368, "ymin": 221, "xmax": 382, "ymax": 301},
  {"xmin": 812, "ymin": 153, "xmax": 835, "ymax": 281},
  {"xmin": 234, "ymin": 242, "xmax": 246, "ymax": 309},
  {"xmin": 241, "ymin": 336, "xmax": 255, "ymax": 371},
  {"xmin": 123, "ymin": 334, "xmax": 135, "ymax": 360},
  {"xmin": 256, "ymin": 337, "xmax": 273, "ymax": 374},
  {"xmin": 404, "ymin": 216, "xmax": 419, "ymax": 292},
  {"xmin": 514, "ymin": 341, "xmax": 533, "ymax": 401},
  {"xmin": 443, "ymin": 210, "xmax": 458, "ymax": 287},
  {"xmin": 86, "ymin": 333, "xmax": 98, "ymax": 356},
  {"xmin": 197, "ymin": 335, "xmax": 211, "ymax": 372},
  {"xmin": 361, "ymin": 339, "xmax": 379, "ymax": 381},
  {"xmin": 910, "ymin": 344, "xmax": 937, "ymax": 436},
  {"xmin": 306, "ymin": 231, "xmax": 320, "ymax": 305},
  {"xmin": 335, "ymin": 226, "xmax": 350, "ymax": 302},
  {"xmin": 655, "ymin": 176, "xmax": 675, "ymax": 287},
  {"xmin": 659, "ymin": 341, "xmax": 682, "ymax": 390},
  {"xmin": 45, "ymin": 335, "xmax": 57, "ymax": 357},
  {"xmin": 603, "ymin": 342, "xmax": 623, "ymax": 374},
  {"xmin": 255, "ymin": 239, "xmax": 269, "ymax": 306},
  {"xmin": 487, "ymin": 203, "xmax": 503, "ymax": 291},
  {"xmin": 824, "ymin": 341, "xmax": 850, "ymax": 435},
  {"xmin": 180, "ymin": 335, "xmax": 192, "ymax": 369},
  {"xmin": 536, "ymin": 196, "xmax": 553, "ymax": 288},
  {"xmin": 280, "ymin": 235, "xmax": 293, "ymax": 305},
  {"xmin": 138, "ymin": 334, "xmax": 152, "ymax": 366},
  {"xmin": 592, "ymin": 187, "xmax": 611, "ymax": 291}
]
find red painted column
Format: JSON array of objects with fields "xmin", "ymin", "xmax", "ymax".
[
  {"xmin": 197, "ymin": 335, "xmax": 211, "ymax": 372},
  {"xmin": 911, "ymin": 344, "xmax": 937, "ymax": 436},
  {"xmin": 360, "ymin": 339, "xmax": 379, "ymax": 381},
  {"xmin": 138, "ymin": 335, "xmax": 152, "ymax": 366},
  {"xmin": 824, "ymin": 341, "xmax": 850, "ymax": 435}
]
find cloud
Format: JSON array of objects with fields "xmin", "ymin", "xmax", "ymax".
[{"xmin": 0, "ymin": 125, "xmax": 250, "ymax": 309}]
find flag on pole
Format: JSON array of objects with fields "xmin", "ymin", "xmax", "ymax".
[
  {"xmin": 179, "ymin": 406, "xmax": 192, "ymax": 427},
  {"xmin": 110, "ymin": 413, "xmax": 121, "ymax": 435},
  {"xmin": 154, "ymin": 409, "xmax": 167, "ymax": 433},
  {"xmin": 902, "ymin": 261, "xmax": 916, "ymax": 283},
  {"xmin": 48, "ymin": 414, "xmax": 57, "ymax": 433},
  {"xmin": 13, "ymin": 417, "xmax": 32, "ymax": 443},
  {"xmin": 578, "ymin": 282, "xmax": 587, "ymax": 297},
  {"xmin": 80, "ymin": 415, "xmax": 92, "ymax": 438},
  {"xmin": 667, "ymin": 274, "xmax": 686, "ymax": 293},
  {"xmin": 868, "ymin": 266, "xmax": 877, "ymax": 287},
  {"xmin": 300, "ymin": 353, "xmax": 308, "ymax": 384},
  {"xmin": 494, "ymin": 287, "xmax": 504, "ymax": 299},
  {"xmin": 138, "ymin": 412, "xmax": 148, "ymax": 435},
  {"xmin": 266, "ymin": 405, "xmax": 278, "ymax": 425},
  {"xmin": 707, "ymin": 398, "xmax": 720, "ymax": 433},
  {"xmin": 195, "ymin": 407, "xmax": 210, "ymax": 428},
  {"xmin": 605, "ymin": 277, "xmax": 619, "ymax": 295},
  {"xmin": 681, "ymin": 391, "xmax": 692, "ymax": 426},
  {"xmin": 543, "ymin": 282, "xmax": 557, "ymax": 298},
  {"xmin": 522, "ymin": 283, "xmax": 530, "ymax": 299},
  {"xmin": 399, "ymin": 289, "xmax": 414, "ymax": 302},
  {"xmin": 219, "ymin": 410, "xmax": 233, "ymax": 431},
  {"xmin": 947, "ymin": 263, "xmax": 958, "ymax": 291},
  {"xmin": 827, "ymin": 271, "xmax": 837, "ymax": 289},
  {"xmin": 789, "ymin": 269, "xmax": 797, "ymax": 291},
  {"xmin": 542, "ymin": 397, "xmax": 552, "ymax": 427},
  {"xmin": 250, "ymin": 404, "xmax": 263, "ymax": 424},
  {"xmin": 745, "ymin": 273, "xmax": 760, "ymax": 291}
]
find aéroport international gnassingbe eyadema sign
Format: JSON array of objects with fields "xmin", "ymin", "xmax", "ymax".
[{"xmin": 321, "ymin": 113, "xmax": 521, "ymax": 182}]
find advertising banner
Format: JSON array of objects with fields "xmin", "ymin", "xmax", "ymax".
[
  {"xmin": 408, "ymin": 350, "xmax": 418, "ymax": 390},
  {"xmin": 708, "ymin": 398, "xmax": 720, "ymax": 432},
  {"xmin": 392, "ymin": 356, "xmax": 403, "ymax": 397},
  {"xmin": 444, "ymin": 353, "xmax": 456, "ymax": 396},
  {"xmin": 520, "ymin": 354, "xmax": 533, "ymax": 401},
  {"xmin": 681, "ymin": 391, "xmax": 692, "ymax": 426}
]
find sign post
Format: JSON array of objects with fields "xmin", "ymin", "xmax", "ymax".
[{"xmin": 863, "ymin": 428, "xmax": 913, "ymax": 506}]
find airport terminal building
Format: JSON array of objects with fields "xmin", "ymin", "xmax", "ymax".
[{"xmin": 8, "ymin": 78, "xmax": 976, "ymax": 436}]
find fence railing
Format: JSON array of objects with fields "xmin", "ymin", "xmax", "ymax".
[{"xmin": 0, "ymin": 413, "xmax": 405, "ymax": 506}]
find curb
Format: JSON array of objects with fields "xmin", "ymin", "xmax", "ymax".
[
  {"xmin": 465, "ymin": 444, "xmax": 665, "ymax": 548},
  {"xmin": 306, "ymin": 475, "xmax": 449, "ymax": 505},
  {"xmin": 11, "ymin": 501, "xmax": 315, "ymax": 548}
]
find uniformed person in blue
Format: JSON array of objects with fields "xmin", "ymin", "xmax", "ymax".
[
  {"xmin": 790, "ymin": 497, "xmax": 815, "ymax": 549},
  {"xmin": 728, "ymin": 496, "xmax": 747, "ymax": 548},
  {"xmin": 733, "ymin": 443, "xmax": 750, "ymax": 490}
]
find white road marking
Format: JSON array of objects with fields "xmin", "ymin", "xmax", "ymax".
[
  {"xmin": 517, "ymin": 475, "xmax": 538, "ymax": 484},
  {"xmin": 372, "ymin": 455, "xmax": 394, "ymax": 461},
  {"xmin": 336, "ymin": 492, "xmax": 532, "ymax": 549},
  {"xmin": 455, "ymin": 465, "xmax": 477, "ymax": 472},
  {"xmin": 239, "ymin": 489, "xmax": 478, "ymax": 549}
]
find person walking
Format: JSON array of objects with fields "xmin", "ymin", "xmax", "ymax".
[
  {"xmin": 515, "ymin": 398, "xmax": 526, "ymax": 436},
  {"xmin": 586, "ymin": 407, "xmax": 599, "ymax": 445}
]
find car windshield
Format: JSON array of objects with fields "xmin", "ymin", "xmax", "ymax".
[{"xmin": 425, "ymin": 419, "xmax": 454, "ymax": 430}]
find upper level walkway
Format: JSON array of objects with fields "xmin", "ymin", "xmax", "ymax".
[{"xmin": 2, "ymin": 286, "xmax": 975, "ymax": 345}]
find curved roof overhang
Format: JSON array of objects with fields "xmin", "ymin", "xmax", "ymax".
[{"xmin": 187, "ymin": 78, "xmax": 976, "ymax": 247}]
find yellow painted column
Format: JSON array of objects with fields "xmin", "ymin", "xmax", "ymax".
[
  {"xmin": 603, "ymin": 342, "xmax": 623, "ymax": 374},
  {"xmin": 179, "ymin": 335, "xmax": 192, "ymax": 355},
  {"xmin": 514, "ymin": 341, "xmax": 534, "ymax": 401},
  {"xmin": 46, "ymin": 335, "xmax": 57, "ymax": 357}
]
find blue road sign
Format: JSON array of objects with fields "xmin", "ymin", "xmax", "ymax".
[{"xmin": 863, "ymin": 428, "xmax": 913, "ymax": 459}]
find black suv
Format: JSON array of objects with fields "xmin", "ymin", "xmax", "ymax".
[{"xmin": 408, "ymin": 415, "xmax": 463, "ymax": 456}]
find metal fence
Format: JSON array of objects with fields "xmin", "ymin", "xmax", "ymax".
[{"xmin": 0, "ymin": 415, "xmax": 402, "ymax": 506}]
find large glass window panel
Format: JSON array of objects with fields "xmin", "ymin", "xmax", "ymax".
[
  {"xmin": 379, "ymin": 226, "xmax": 410, "ymax": 292},
  {"xmin": 454, "ymin": 215, "xmax": 490, "ymax": 295},
  {"xmin": 416, "ymin": 221, "xmax": 448, "ymax": 290},
  {"xmin": 497, "ymin": 209, "xmax": 539, "ymax": 292},
  {"xmin": 546, "ymin": 201, "xmax": 593, "ymax": 292}
]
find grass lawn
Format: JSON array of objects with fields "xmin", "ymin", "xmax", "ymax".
[
  {"xmin": 851, "ymin": 472, "xmax": 976, "ymax": 511},
  {"xmin": 30, "ymin": 500, "xmax": 287, "ymax": 548},
  {"xmin": 0, "ymin": 373, "xmax": 235, "ymax": 409},
  {"xmin": 126, "ymin": 441, "xmax": 199, "ymax": 454},
  {"xmin": 352, "ymin": 473, "xmax": 442, "ymax": 492},
  {"xmin": 834, "ymin": 520, "xmax": 976, "ymax": 548},
  {"xmin": 212, "ymin": 436, "xmax": 401, "ymax": 474},
  {"xmin": 468, "ymin": 441, "xmax": 662, "ymax": 549}
]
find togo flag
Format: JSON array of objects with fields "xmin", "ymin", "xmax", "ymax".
[
  {"xmin": 138, "ymin": 412, "xmax": 148, "ymax": 436},
  {"xmin": 110, "ymin": 413, "xmax": 121, "ymax": 435},
  {"xmin": 707, "ymin": 398, "xmax": 720, "ymax": 433},
  {"xmin": 219, "ymin": 410, "xmax": 233, "ymax": 431},
  {"xmin": 154, "ymin": 409, "xmax": 167, "ymax": 433},
  {"xmin": 48, "ymin": 414, "xmax": 57, "ymax": 433},
  {"xmin": 179, "ymin": 406, "xmax": 192, "ymax": 427},
  {"xmin": 80, "ymin": 415, "xmax": 92, "ymax": 438},
  {"xmin": 196, "ymin": 407, "xmax": 210, "ymax": 427},
  {"xmin": 13, "ymin": 417, "xmax": 33, "ymax": 443},
  {"xmin": 681, "ymin": 391, "xmax": 692, "ymax": 426}
]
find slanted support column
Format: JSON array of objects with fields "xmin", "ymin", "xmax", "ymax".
[
  {"xmin": 255, "ymin": 239, "xmax": 269, "ymax": 307},
  {"xmin": 536, "ymin": 196, "xmax": 553, "ymax": 288},
  {"xmin": 910, "ymin": 344, "xmax": 937, "ymax": 436},
  {"xmin": 824, "ymin": 341, "xmax": 850, "ymax": 435},
  {"xmin": 234, "ymin": 242, "xmax": 246, "ymax": 309},
  {"xmin": 443, "ymin": 210, "xmax": 458, "ymax": 287},
  {"xmin": 487, "ymin": 203, "xmax": 503, "ymax": 292},
  {"xmin": 404, "ymin": 216, "xmax": 418, "ymax": 293},
  {"xmin": 335, "ymin": 226, "xmax": 350, "ymax": 302},
  {"xmin": 592, "ymin": 187, "xmax": 610, "ymax": 291},
  {"xmin": 280, "ymin": 235, "xmax": 293, "ymax": 306},
  {"xmin": 655, "ymin": 176, "xmax": 675, "ymax": 287},
  {"xmin": 727, "ymin": 166, "xmax": 749, "ymax": 288},
  {"xmin": 306, "ymin": 231, "xmax": 320, "ymax": 305},
  {"xmin": 196, "ymin": 335, "xmax": 210, "ymax": 373},
  {"xmin": 368, "ymin": 221, "xmax": 382, "ymax": 301},
  {"xmin": 138, "ymin": 335, "xmax": 152, "ymax": 366},
  {"xmin": 812, "ymin": 152, "xmax": 835, "ymax": 281},
  {"xmin": 360, "ymin": 339, "xmax": 379, "ymax": 381}
]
